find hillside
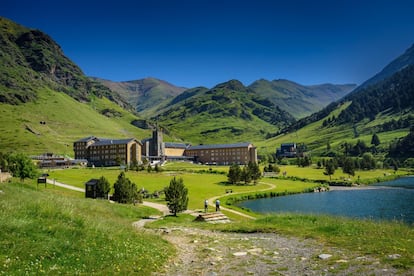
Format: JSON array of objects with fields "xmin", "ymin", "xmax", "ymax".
[
  {"xmin": 261, "ymin": 47, "xmax": 414, "ymax": 156},
  {"xmin": 155, "ymin": 80, "xmax": 296, "ymax": 144},
  {"xmin": 356, "ymin": 43, "xmax": 414, "ymax": 91},
  {"xmin": 0, "ymin": 181, "xmax": 172, "ymax": 274},
  {"xmin": 249, "ymin": 79, "xmax": 356, "ymax": 118},
  {"xmin": 93, "ymin": 77, "xmax": 187, "ymax": 116},
  {"xmin": 0, "ymin": 17, "xmax": 129, "ymax": 109},
  {"xmin": 0, "ymin": 17, "xmax": 151, "ymax": 155}
]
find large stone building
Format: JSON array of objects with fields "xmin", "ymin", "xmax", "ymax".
[
  {"xmin": 73, "ymin": 136, "xmax": 142, "ymax": 166},
  {"xmin": 75, "ymin": 130, "xmax": 258, "ymax": 166},
  {"xmin": 184, "ymin": 142, "xmax": 257, "ymax": 165}
]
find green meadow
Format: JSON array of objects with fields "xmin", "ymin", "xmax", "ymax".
[{"xmin": 0, "ymin": 181, "xmax": 173, "ymax": 275}]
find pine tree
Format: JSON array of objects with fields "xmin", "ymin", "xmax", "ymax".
[
  {"xmin": 241, "ymin": 165, "xmax": 252, "ymax": 185},
  {"xmin": 342, "ymin": 157, "xmax": 355, "ymax": 177},
  {"xmin": 164, "ymin": 177, "xmax": 188, "ymax": 216},
  {"xmin": 323, "ymin": 159, "xmax": 335, "ymax": 181},
  {"xmin": 96, "ymin": 176, "xmax": 111, "ymax": 199},
  {"xmin": 113, "ymin": 172, "xmax": 139, "ymax": 203},
  {"xmin": 371, "ymin": 133, "xmax": 380, "ymax": 147},
  {"xmin": 227, "ymin": 164, "xmax": 241, "ymax": 184},
  {"xmin": 248, "ymin": 161, "xmax": 261, "ymax": 184}
]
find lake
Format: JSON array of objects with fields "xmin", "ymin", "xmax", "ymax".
[{"xmin": 237, "ymin": 176, "xmax": 414, "ymax": 224}]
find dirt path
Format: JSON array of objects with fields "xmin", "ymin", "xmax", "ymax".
[
  {"xmin": 133, "ymin": 222, "xmax": 403, "ymax": 276},
  {"xmin": 207, "ymin": 181, "xmax": 276, "ymax": 220},
  {"xmin": 46, "ymin": 179, "xmax": 84, "ymax": 192}
]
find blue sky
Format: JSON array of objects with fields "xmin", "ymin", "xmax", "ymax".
[{"xmin": 2, "ymin": 0, "xmax": 414, "ymax": 88}]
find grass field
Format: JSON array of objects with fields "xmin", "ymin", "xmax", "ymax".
[
  {"xmin": 45, "ymin": 166, "xmax": 274, "ymax": 210},
  {"xmin": 0, "ymin": 180, "xmax": 173, "ymax": 275}
]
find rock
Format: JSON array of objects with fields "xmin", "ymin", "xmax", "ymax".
[
  {"xmin": 318, "ymin": 254, "xmax": 332, "ymax": 260},
  {"xmin": 388, "ymin": 254, "xmax": 401, "ymax": 260},
  {"xmin": 247, "ymin": 248, "xmax": 263, "ymax": 255},
  {"xmin": 336, "ymin": 259, "xmax": 348, "ymax": 263},
  {"xmin": 300, "ymin": 257, "xmax": 307, "ymax": 261},
  {"xmin": 233, "ymin": 252, "xmax": 247, "ymax": 257},
  {"xmin": 192, "ymin": 240, "xmax": 199, "ymax": 243}
]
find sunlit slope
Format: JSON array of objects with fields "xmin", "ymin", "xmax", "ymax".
[{"xmin": 0, "ymin": 87, "xmax": 150, "ymax": 155}]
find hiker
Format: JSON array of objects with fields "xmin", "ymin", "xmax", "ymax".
[
  {"xmin": 215, "ymin": 199, "xmax": 220, "ymax": 212},
  {"xmin": 204, "ymin": 199, "xmax": 208, "ymax": 212}
]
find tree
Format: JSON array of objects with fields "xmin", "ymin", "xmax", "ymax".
[
  {"xmin": 113, "ymin": 172, "xmax": 140, "ymax": 203},
  {"xmin": 164, "ymin": 177, "xmax": 188, "ymax": 216},
  {"xmin": 361, "ymin": 152, "xmax": 376, "ymax": 170},
  {"xmin": 8, "ymin": 153, "xmax": 38, "ymax": 181},
  {"xmin": 96, "ymin": 176, "xmax": 111, "ymax": 199},
  {"xmin": 323, "ymin": 159, "xmax": 335, "ymax": 181},
  {"xmin": 241, "ymin": 165, "xmax": 252, "ymax": 184},
  {"xmin": 371, "ymin": 133, "xmax": 380, "ymax": 147},
  {"xmin": 227, "ymin": 164, "xmax": 241, "ymax": 184},
  {"xmin": 342, "ymin": 157, "xmax": 355, "ymax": 177},
  {"xmin": 248, "ymin": 161, "xmax": 261, "ymax": 184}
]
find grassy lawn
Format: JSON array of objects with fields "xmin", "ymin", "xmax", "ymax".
[
  {"xmin": 276, "ymin": 165, "xmax": 408, "ymax": 183},
  {"xmin": 46, "ymin": 166, "xmax": 271, "ymax": 210},
  {"xmin": 0, "ymin": 180, "xmax": 173, "ymax": 275}
]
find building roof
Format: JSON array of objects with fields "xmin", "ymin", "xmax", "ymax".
[
  {"xmin": 90, "ymin": 138, "xmax": 141, "ymax": 147},
  {"xmin": 165, "ymin": 142, "xmax": 189, "ymax": 149},
  {"xmin": 187, "ymin": 142, "xmax": 252, "ymax": 150},
  {"xmin": 74, "ymin": 136, "xmax": 97, "ymax": 143}
]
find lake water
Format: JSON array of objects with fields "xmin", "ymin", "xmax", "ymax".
[{"xmin": 237, "ymin": 176, "xmax": 414, "ymax": 224}]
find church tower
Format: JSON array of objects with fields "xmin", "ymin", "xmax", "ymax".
[{"xmin": 150, "ymin": 127, "xmax": 164, "ymax": 157}]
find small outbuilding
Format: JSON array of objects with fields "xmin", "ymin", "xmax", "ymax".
[{"xmin": 85, "ymin": 179, "xmax": 99, "ymax": 199}]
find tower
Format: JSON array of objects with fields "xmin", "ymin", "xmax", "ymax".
[{"xmin": 150, "ymin": 127, "xmax": 164, "ymax": 157}]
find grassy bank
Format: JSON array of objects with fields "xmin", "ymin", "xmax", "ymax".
[{"xmin": 0, "ymin": 181, "xmax": 173, "ymax": 274}]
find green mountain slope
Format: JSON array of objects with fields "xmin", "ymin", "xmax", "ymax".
[
  {"xmin": 0, "ymin": 17, "xmax": 129, "ymax": 108},
  {"xmin": 93, "ymin": 77, "xmax": 187, "ymax": 116},
  {"xmin": 0, "ymin": 87, "xmax": 150, "ymax": 155},
  {"xmin": 249, "ymin": 79, "xmax": 356, "ymax": 118},
  {"xmin": 261, "ymin": 48, "xmax": 414, "ymax": 156},
  {"xmin": 155, "ymin": 80, "xmax": 296, "ymax": 144},
  {"xmin": 0, "ymin": 17, "xmax": 150, "ymax": 155}
]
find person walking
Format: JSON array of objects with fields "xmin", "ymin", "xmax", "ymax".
[
  {"xmin": 215, "ymin": 199, "xmax": 220, "ymax": 212},
  {"xmin": 204, "ymin": 199, "xmax": 208, "ymax": 212}
]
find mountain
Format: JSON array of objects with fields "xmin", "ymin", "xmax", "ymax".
[
  {"xmin": 248, "ymin": 79, "xmax": 356, "ymax": 118},
  {"xmin": 356, "ymin": 43, "xmax": 414, "ymax": 91},
  {"xmin": 155, "ymin": 80, "xmax": 296, "ymax": 144},
  {"xmin": 281, "ymin": 43, "xmax": 414, "ymax": 134},
  {"xmin": 0, "ymin": 17, "xmax": 129, "ymax": 109},
  {"xmin": 265, "ymin": 45, "xmax": 414, "ymax": 157},
  {"xmin": 93, "ymin": 77, "xmax": 187, "ymax": 116},
  {"xmin": 0, "ymin": 17, "xmax": 149, "ymax": 154}
]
